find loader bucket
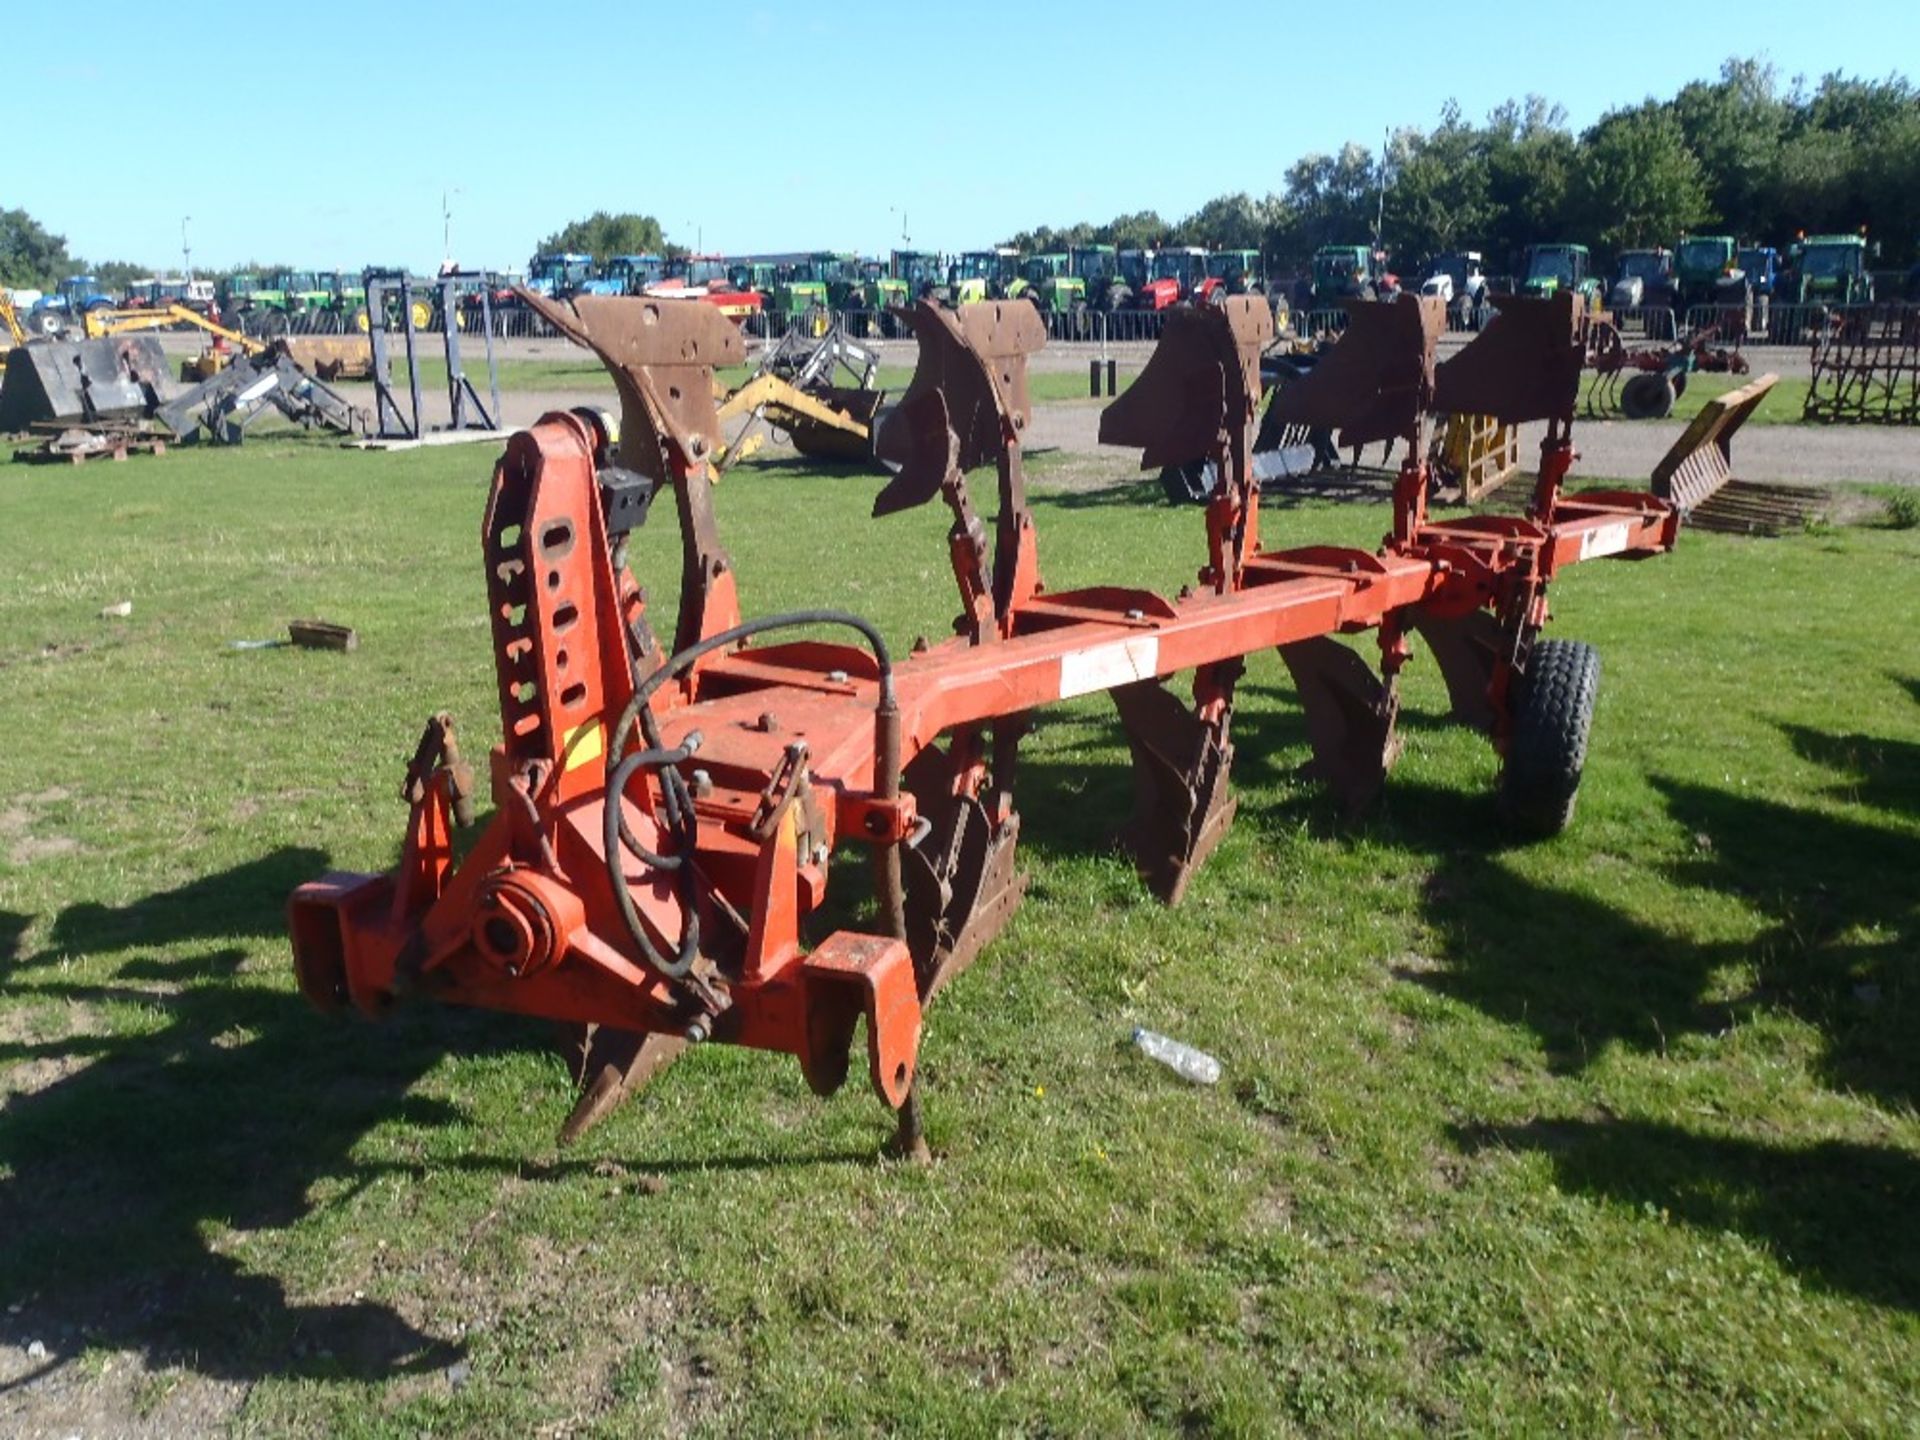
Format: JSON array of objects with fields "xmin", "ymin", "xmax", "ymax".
[
  {"xmin": 787, "ymin": 385, "xmax": 885, "ymax": 462},
  {"xmin": 0, "ymin": 336, "xmax": 171, "ymax": 431},
  {"xmin": 1099, "ymin": 296, "xmax": 1271, "ymax": 468},
  {"xmin": 873, "ymin": 300, "xmax": 1043, "ymax": 515},
  {"xmin": 1265, "ymin": 294, "xmax": 1441, "ymax": 448},
  {"xmin": 1432, "ymin": 292, "xmax": 1584, "ymax": 427}
]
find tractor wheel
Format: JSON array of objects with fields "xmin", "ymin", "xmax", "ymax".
[
  {"xmin": 260, "ymin": 310, "xmax": 290, "ymax": 340},
  {"xmin": 1619, "ymin": 372, "xmax": 1674, "ymax": 420},
  {"xmin": 351, "ymin": 307, "xmax": 371, "ymax": 334},
  {"xmin": 1500, "ymin": 638, "xmax": 1600, "ymax": 837}
]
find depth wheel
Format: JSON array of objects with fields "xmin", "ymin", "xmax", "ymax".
[{"xmin": 1500, "ymin": 639, "xmax": 1600, "ymax": 837}]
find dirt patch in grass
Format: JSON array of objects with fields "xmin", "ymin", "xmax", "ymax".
[{"xmin": 1, "ymin": 788, "xmax": 81, "ymax": 867}]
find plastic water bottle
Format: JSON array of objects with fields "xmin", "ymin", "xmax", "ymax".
[{"xmin": 1132, "ymin": 1027, "xmax": 1222, "ymax": 1085}]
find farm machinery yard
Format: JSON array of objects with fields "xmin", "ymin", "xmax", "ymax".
[{"xmin": 289, "ymin": 291, "xmax": 1753, "ymax": 1158}]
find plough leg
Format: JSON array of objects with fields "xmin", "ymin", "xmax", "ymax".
[
  {"xmin": 1112, "ymin": 660, "xmax": 1242, "ymax": 904},
  {"xmin": 900, "ymin": 725, "xmax": 1027, "ymax": 999},
  {"xmin": 558, "ymin": 1024, "xmax": 690, "ymax": 1146},
  {"xmin": 1407, "ymin": 608, "xmax": 1503, "ymax": 736},
  {"xmin": 1278, "ymin": 637, "xmax": 1403, "ymax": 816}
]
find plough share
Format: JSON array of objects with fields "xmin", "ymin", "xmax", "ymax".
[{"xmin": 290, "ymin": 289, "xmax": 1724, "ymax": 1159}]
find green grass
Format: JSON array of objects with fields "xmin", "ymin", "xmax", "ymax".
[
  {"xmin": 390, "ymin": 356, "xmax": 1131, "ymax": 405},
  {"xmin": 1, "ymin": 436, "xmax": 1915, "ymax": 1436}
]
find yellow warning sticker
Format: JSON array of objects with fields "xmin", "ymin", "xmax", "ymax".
[{"xmin": 563, "ymin": 720, "xmax": 604, "ymax": 770}]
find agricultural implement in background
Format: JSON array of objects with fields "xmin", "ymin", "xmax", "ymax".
[
  {"xmin": 1585, "ymin": 321, "xmax": 1750, "ymax": 419},
  {"xmin": 289, "ymin": 289, "xmax": 1735, "ymax": 1160},
  {"xmin": 1803, "ymin": 305, "xmax": 1919, "ymax": 425},
  {"xmin": 1156, "ymin": 323, "xmax": 1520, "ymax": 505},
  {"xmin": 695, "ymin": 311, "xmax": 889, "ymax": 471},
  {"xmin": 155, "ymin": 343, "xmax": 362, "ymax": 445}
]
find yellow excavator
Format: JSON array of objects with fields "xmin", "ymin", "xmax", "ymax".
[
  {"xmin": 81, "ymin": 303, "xmax": 370, "ymax": 381},
  {"xmin": 0, "ymin": 292, "xmax": 27, "ymax": 384}
]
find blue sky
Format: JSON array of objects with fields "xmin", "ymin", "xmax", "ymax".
[{"xmin": 11, "ymin": 1, "xmax": 1916, "ymax": 275}]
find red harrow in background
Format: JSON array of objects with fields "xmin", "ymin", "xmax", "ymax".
[{"xmin": 290, "ymin": 289, "xmax": 1729, "ymax": 1160}]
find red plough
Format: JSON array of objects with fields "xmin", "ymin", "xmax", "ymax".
[{"xmin": 290, "ymin": 290, "xmax": 1713, "ymax": 1158}]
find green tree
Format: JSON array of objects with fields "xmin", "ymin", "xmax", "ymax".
[
  {"xmin": 1483, "ymin": 96, "xmax": 1579, "ymax": 268},
  {"xmin": 1174, "ymin": 192, "xmax": 1275, "ymax": 251},
  {"xmin": 536, "ymin": 211, "xmax": 668, "ymax": 265},
  {"xmin": 0, "ymin": 207, "xmax": 75, "ymax": 291},
  {"xmin": 1667, "ymin": 59, "xmax": 1788, "ymax": 239},
  {"xmin": 1385, "ymin": 104, "xmax": 1494, "ymax": 262},
  {"xmin": 1097, "ymin": 210, "xmax": 1169, "ymax": 249},
  {"xmin": 1569, "ymin": 104, "xmax": 1711, "ymax": 250}
]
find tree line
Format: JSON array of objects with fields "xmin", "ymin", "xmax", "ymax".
[{"xmin": 1000, "ymin": 60, "xmax": 1920, "ymax": 273}]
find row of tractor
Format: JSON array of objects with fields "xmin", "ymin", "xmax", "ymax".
[
  {"xmin": 8, "ymin": 268, "xmax": 466, "ymax": 339},
  {"xmin": 1294, "ymin": 232, "xmax": 1883, "ymax": 325},
  {"xmin": 521, "ymin": 245, "xmax": 1272, "ymax": 330}
]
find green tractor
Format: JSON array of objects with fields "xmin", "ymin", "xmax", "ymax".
[
  {"xmin": 1519, "ymin": 243, "xmax": 1602, "ymax": 303},
  {"xmin": 769, "ymin": 256, "xmax": 835, "ymax": 330},
  {"xmin": 949, "ymin": 248, "xmax": 1030, "ymax": 306},
  {"xmin": 1069, "ymin": 244, "xmax": 1127, "ymax": 312},
  {"xmin": 1019, "ymin": 253, "xmax": 1078, "ymax": 318},
  {"xmin": 1672, "ymin": 235, "xmax": 1750, "ymax": 312},
  {"xmin": 1203, "ymin": 249, "xmax": 1265, "ymax": 299},
  {"xmin": 1307, "ymin": 244, "xmax": 1380, "ymax": 305},
  {"xmin": 1791, "ymin": 234, "xmax": 1875, "ymax": 306},
  {"xmin": 852, "ymin": 258, "xmax": 910, "ymax": 334},
  {"xmin": 891, "ymin": 250, "xmax": 951, "ymax": 305}
]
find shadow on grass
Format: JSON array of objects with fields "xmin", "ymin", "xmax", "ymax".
[
  {"xmin": 1453, "ymin": 1117, "xmax": 1920, "ymax": 1312},
  {"xmin": 0, "ymin": 847, "xmax": 513, "ymax": 1393}
]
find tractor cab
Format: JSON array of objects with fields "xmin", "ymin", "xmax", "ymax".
[
  {"xmin": 1793, "ymin": 234, "xmax": 1873, "ymax": 305},
  {"xmin": 1148, "ymin": 247, "xmax": 1208, "ymax": 307},
  {"xmin": 1309, "ymin": 245, "xmax": 1376, "ymax": 304},
  {"xmin": 950, "ymin": 248, "xmax": 1021, "ymax": 304},
  {"xmin": 526, "ymin": 252, "xmax": 594, "ymax": 299},
  {"xmin": 1521, "ymin": 244, "xmax": 1595, "ymax": 301},
  {"xmin": 1673, "ymin": 236, "xmax": 1744, "ymax": 309},
  {"xmin": 892, "ymin": 250, "xmax": 949, "ymax": 301},
  {"xmin": 1203, "ymin": 249, "xmax": 1263, "ymax": 298},
  {"xmin": 1608, "ymin": 248, "xmax": 1675, "ymax": 310},
  {"xmin": 1736, "ymin": 246, "xmax": 1781, "ymax": 297},
  {"xmin": 1069, "ymin": 244, "xmax": 1125, "ymax": 310},
  {"xmin": 1020, "ymin": 253, "xmax": 1078, "ymax": 314},
  {"xmin": 592, "ymin": 254, "xmax": 666, "ymax": 297},
  {"xmin": 1419, "ymin": 251, "xmax": 1486, "ymax": 310}
]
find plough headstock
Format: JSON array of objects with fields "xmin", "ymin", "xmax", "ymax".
[
  {"xmin": 1099, "ymin": 295, "xmax": 1271, "ymax": 468},
  {"xmin": 873, "ymin": 299, "xmax": 1045, "ymax": 516}
]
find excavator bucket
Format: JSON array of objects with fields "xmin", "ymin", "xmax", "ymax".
[
  {"xmin": 1432, "ymin": 292, "xmax": 1585, "ymax": 427},
  {"xmin": 0, "ymin": 335, "xmax": 171, "ymax": 431},
  {"xmin": 1265, "ymin": 294, "xmax": 1441, "ymax": 448},
  {"xmin": 1099, "ymin": 296, "xmax": 1271, "ymax": 468},
  {"xmin": 872, "ymin": 299, "xmax": 1043, "ymax": 515}
]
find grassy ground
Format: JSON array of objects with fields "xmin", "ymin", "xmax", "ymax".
[
  {"xmin": 391, "ymin": 355, "xmax": 1128, "ymax": 406},
  {"xmin": 1577, "ymin": 370, "xmax": 1809, "ymax": 423},
  {"xmin": 0, "ymin": 435, "xmax": 1915, "ymax": 1436}
]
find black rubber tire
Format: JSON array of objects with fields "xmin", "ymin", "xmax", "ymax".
[
  {"xmin": 1501, "ymin": 639, "xmax": 1600, "ymax": 836},
  {"xmin": 1619, "ymin": 372, "xmax": 1674, "ymax": 419}
]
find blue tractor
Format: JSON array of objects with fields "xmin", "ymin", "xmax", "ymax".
[
  {"xmin": 524, "ymin": 252, "xmax": 594, "ymax": 300},
  {"xmin": 27, "ymin": 275, "xmax": 116, "ymax": 335}
]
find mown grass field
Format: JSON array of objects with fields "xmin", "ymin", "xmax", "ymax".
[{"xmin": 0, "ymin": 431, "xmax": 1915, "ymax": 1436}]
